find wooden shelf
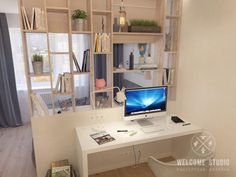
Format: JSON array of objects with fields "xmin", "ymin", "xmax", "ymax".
[
  {"xmin": 113, "ymin": 32, "xmax": 164, "ymax": 44},
  {"xmin": 72, "ymin": 31, "xmax": 92, "ymax": 34},
  {"xmin": 73, "ymin": 72, "xmax": 90, "ymax": 75},
  {"xmin": 164, "ymin": 51, "xmax": 178, "ymax": 54},
  {"xmin": 50, "ymin": 52, "xmax": 69, "ymax": 55},
  {"xmin": 93, "ymin": 88, "xmax": 112, "ymax": 94},
  {"xmin": 52, "ymin": 92, "xmax": 74, "ymax": 96},
  {"xmin": 29, "ymin": 72, "xmax": 51, "ymax": 77},
  {"xmin": 93, "ymin": 52, "xmax": 112, "ymax": 55},
  {"xmin": 23, "ymin": 30, "xmax": 46, "ymax": 33},
  {"xmin": 166, "ymin": 15, "xmax": 180, "ymax": 19},
  {"xmin": 46, "ymin": 7, "xmax": 69, "ymax": 13},
  {"xmin": 113, "ymin": 69, "xmax": 162, "ymax": 74},
  {"xmin": 92, "ymin": 10, "xmax": 112, "ymax": 15}
]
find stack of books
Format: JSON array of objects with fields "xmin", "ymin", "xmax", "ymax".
[
  {"xmin": 54, "ymin": 73, "xmax": 73, "ymax": 94},
  {"xmin": 49, "ymin": 160, "xmax": 76, "ymax": 177},
  {"xmin": 72, "ymin": 50, "xmax": 90, "ymax": 73},
  {"xmin": 94, "ymin": 33, "xmax": 110, "ymax": 53},
  {"xmin": 21, "ymin": 6, "xmax": 46, "ymax": 30}
]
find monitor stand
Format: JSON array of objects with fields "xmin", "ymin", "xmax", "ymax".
[{"xmin": 137, "ymin": 119, "xmax": 154, "ymax": 127}]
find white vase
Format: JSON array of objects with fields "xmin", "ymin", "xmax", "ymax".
[
  {"xmin": 32, "ymin": 61, "xmax": 43, "ymax": 74},
  {"xmin": 75, "ymin": 19, "xmax": 84, "ymax": 31}
]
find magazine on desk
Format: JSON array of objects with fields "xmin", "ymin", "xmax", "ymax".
[{"xmin": 90, "ymin": 131, "xmax": 115, "ymax": 145}]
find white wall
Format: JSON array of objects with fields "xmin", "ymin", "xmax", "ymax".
[
  {"xmin": 0, "ymin": 0, "xmax": 18, "ymax": 13},
  {"xmin": 175, "ymin": 0, "xmax": 236, "ymax": 176}
]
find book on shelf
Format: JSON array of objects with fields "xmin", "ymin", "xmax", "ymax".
[
  {"xmin": 21, "ymin": 6, "xmax": 45, "ymax": 30},
  {"xmin": 64, "ymin": 73, "xmax": 72, "ymax": 93},
  {"xmin": 94, "ymin": 33, "xmax": 110, "ymax": 53},
  {"xmin": 54, "ymin": 73, "xmax": 72, "ymax": 94},
  {"xmin": 72, "ymin": 52, "xmax": 81, "ymax": 72},
  {"xmin": 81, "ymin": 49, "xmax": 90, "ymax": 72}
]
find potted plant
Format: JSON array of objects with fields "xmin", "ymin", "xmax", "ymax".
[
  {"xmin": 129, "ymin": 19, "xmax": 161, "ymax": 33},
  {"xmin": 72, "ymin": 9, "xmax": 87, "ymax": 31},
  {"xmin": 32, "ymin": 54, "xmax": 43, "ymax": 74}
]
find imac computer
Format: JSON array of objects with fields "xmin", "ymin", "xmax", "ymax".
[{"xmin": 124, "ymin": 86, "xmax": 167, "ymax": 123}]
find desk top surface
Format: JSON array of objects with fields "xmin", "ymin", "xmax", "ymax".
[{"xmin": 76, "ymin": 116, "xmax": 202, "ymax": 154}]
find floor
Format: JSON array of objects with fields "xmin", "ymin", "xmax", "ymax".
[
  {"xmin": 0, "ymin": 125, "xmax": 156, "ymax": 177},
  {"xmin": 0, "ymin": 124, "xmax": 36, "ymax": 177},
  {"xmin": 89, "ymin": 163, "xmax": 156, "ymax": 177}
]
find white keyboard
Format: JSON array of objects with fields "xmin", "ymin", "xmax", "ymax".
[{"xmin": 142, "ymin": 125, "xmax": 165, "ymax": 133}]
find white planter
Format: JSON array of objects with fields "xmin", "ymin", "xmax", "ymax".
[
  {"xmin": 32, "ymin": 61, "xmax": 43, "ymax": 74},
  {"xmin": 75, "ymin": 19, "xmax": 85, "ymax": 31}
]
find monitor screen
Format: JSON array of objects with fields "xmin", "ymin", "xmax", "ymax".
[{"xmin": 124, "ymin": 86, "xmax": 167, "ymax": 118}]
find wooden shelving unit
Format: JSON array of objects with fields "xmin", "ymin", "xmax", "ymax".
[{"xmin": 19, "ymin": 0, "xmax": 182, "ymax": 116}]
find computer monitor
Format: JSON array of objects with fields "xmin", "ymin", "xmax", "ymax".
[{"xmin": 124, "ymin": 86, "xmax": 167, "ymax": 121}]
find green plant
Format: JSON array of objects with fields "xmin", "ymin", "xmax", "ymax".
[
  {"xmin": 32, "ymin": 54, "xmax": 43, "ymax": 62},
  {"xmin": 130, "ymin": 19, "xmax": 158, "ymax": 27},
  {"xmin": 72, "ymin": 9, "xmax": 87, "ymax": 20}
]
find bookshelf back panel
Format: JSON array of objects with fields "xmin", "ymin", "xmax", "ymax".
[
  {"xmin": 92, "ymin": 0, "xmax": 111, "ymax": 11},
  {"xmin": 46, "ymin": 0, "xmax": 68, "ymax": 8},
  {"xmin": 47, "ymin": 12, "xmax": 69, "ymax": 33},
  {"xmin": 93, "ymin": 15, "xmax": 111, "ymax": 33},
  {"xmin": 21, "ymin": 0, "xmax": 44, "ymax": 10}
]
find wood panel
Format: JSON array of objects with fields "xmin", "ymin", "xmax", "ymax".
[
  {"xmin": 0, "ymin": 125, "xmax": 36, "ymax": 177},
  {"xmin": 89, "ymin": 163, "xmax": 156, "ymax": 177}
]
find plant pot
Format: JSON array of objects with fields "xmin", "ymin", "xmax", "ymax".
[
  {"xmin": 95, "ymin": 79, "xmax": 106, "ymax": 89},
  {"xmin": 75, "ymin": 19, "xmax": 85, "ymax": 31},
  {"xmin": 32, "ymin": 61, "xmax": 43, "ymax": 74},
  {"xmin": 128, "ymin": 26, "xmax": 161, "ymax": 33}
]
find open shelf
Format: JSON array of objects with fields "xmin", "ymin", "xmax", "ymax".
[
  {"xmin": 113, "ymin": 69, "xmax": 162, "ymax": 74},
  {"xmin": 52, "ymin": 92, "xmax": 74, "ymax": 96},
  {"xmin": 164, "ymin": 51, "xmax": 178, "ymax": 54},
  {"xmin": 29, "ymin": 72, "xmax": 51, "ymax": 77},
  {"xmin": 92, "ymin": 10, "xmax": 112, "ymax": 15},
  {"xmin": 23, "ymin": 30, "xmax": 46, "ymax": 33},
  {"xmin": 113, "ymin": 32, "xmax": 164, "ymax": 44},
  {"xmin": 46, "ymin": 7, "xmax": 69, "ymax": 13},
  {"xmin": 93, "ymin": 88, "xmax": 112, "ymax": 94},
  {"xmin": 50, "ymin": 51, "xmax": 70, "ymax": 55}
]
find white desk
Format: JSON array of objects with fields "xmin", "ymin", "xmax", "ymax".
[{"xmin": 75, "ymin": 116, "xmax": 202, "ymax": 177}]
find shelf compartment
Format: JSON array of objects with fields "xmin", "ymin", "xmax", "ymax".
[
  {"xmin": 92, "ymin": 10, "xmax": 112, "ymax": 15},
  {"xmin": 113, "ymin": 32, "xmax": 164, "ymax": 44},
  {"xmin": 46, "ymin": 7, "xmax": 69, "ymax": 13}
]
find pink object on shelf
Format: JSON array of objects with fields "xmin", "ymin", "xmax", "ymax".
[{"xmin": 95, "ymin": 79, "xmax": 106, "ymax": 89}]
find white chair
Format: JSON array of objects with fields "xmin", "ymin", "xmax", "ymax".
[{"xmin": 148, "ymin": 152, "xmax": 213, "ymax": 177}]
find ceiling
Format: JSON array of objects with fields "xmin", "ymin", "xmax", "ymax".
[{"xmin": 0, "ymin": 0, "xmax": 19, "ymax": 14}]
